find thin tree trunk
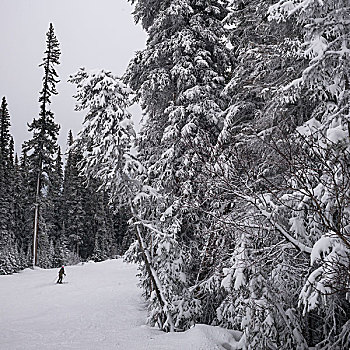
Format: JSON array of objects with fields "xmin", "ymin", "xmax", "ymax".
[
  {"xmin": 32, "ymin": 161, "xmax": 41, "ymax": 267},
  {"xmin": 129, "ymin": 200, "xmax": 175, "ymax": 331}
]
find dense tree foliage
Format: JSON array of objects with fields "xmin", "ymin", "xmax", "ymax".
[
  {"xmin": 120, "ymin": 0, "xmax": 350, "ymax": 348},
  {"xmin": 1, "ymin": 3, "xmax": 349, "ymax": 348},
  {"xmin": 0, "ymin": 97, "xmax": 22, "ymax": 274}
]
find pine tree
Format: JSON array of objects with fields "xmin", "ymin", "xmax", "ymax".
[
  {"xmin": 69, "ymin": 68, "xmax": 138, "ymax": 258},
  {"xmin": 0, "ymin": 97, "xmax": 21, "ymax": 274},
  {"xmin": 23, "ymin": 23, "xmax": 61, "ymax": 267},
  {"xmin": 126, "ymin": 0, "xmax": 233, "ymax": 329},
  {"xmin": 127, "ymin": 0, "xmax": 231, "ymax": 192},
  {"xmin": 69, "ymin": 68, "xmax": 135, "ymax": 194},
  {"xmin": 0, "ymin": 97, "xmax": 11, "ymax": 164},
  {"xmin": 69, "ymin": 67, "xmax": 177, "ymax": 327}
]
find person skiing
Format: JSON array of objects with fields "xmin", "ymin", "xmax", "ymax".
[{"xmin": 57, "ymin": 266, "xmax": 66, "ymax": 284}]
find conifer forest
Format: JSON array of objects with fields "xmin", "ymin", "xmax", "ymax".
[{"xmin": 1, "ymin": 1, "xmax": 350, "ymax": 349}]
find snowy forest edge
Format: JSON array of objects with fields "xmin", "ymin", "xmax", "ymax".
[{"xmin": 1, "ymin": 1, "xmax": 350, "ymax": 349}]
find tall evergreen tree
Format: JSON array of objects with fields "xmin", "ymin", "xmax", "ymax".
[
  {"xmin": 23, "ymin": 23, "xmax": 61, "ymax": 267},
  {"xmin": 69, "ymin": 68, "xmax": 135, "ymax": 260},
  {"xmin": 0, "ymin": 97, "xmax": 21, "ymax": 274},
  {"xmin": 127, "ymin": 0, "xmax": 231, "ymax": 189},
  {"xmin": 126, "ymin": 0, "xmax": 232, "ymax": 329},
  {"xmin": 0, "ymin": 97, "xmax": 11, "ymax": 164},
  {"xmin": 69, "ymin": 68, "xmax": 135, "ymax": 192},
  {"xmin": 69, "ymin": 67, "xmax": 174, "ymax": 329}
]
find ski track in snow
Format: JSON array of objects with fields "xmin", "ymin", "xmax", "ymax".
[{"xmin": 0, "ymin": 259, "xmax": 237, "ymax": 350}]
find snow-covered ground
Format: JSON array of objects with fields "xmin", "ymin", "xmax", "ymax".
[{"xmin": 0, "ymin": 259, "xmax": 239, "ymax": 349}]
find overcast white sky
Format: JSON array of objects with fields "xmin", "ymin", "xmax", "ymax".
[{"xmin": 0, "ymin": 0, "xmax": 146, "ymax": 155}]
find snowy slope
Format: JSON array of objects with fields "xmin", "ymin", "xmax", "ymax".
[{"xmin": 0, "ymin": 259, "xmax": 238, "ymax": 350}]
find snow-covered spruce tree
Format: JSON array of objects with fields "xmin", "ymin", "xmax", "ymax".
[
  {"xmin": 0, "ymin": 98, "xmax": 12, "ymax": 236},
  {"xmin": 69, "ymin": 68, "xmax": 135, "ymax": 190},
  {"xmin": 0, "ymin": 97, "xmax": 11, "ymax": 163},
  {"xmin": 126, "ymin": 0, "xmax": 232, "ymax": 328},
  {"xmin": 69, "ymin": 68, "xmax": 182, "ymax": 331},
  {"xmin": 68, "ymin": 69, "xmax": 133, "ymax": 260},
  {"xmin": 127, "ymin": 0, "xmax": 231, "ymax": 194},
  {"xmin": 0, "ymin": 97, "xmax": 21, "ymax": 274},
  {"xmin": 221, "ymin": 0, "xmax": 313, "ymax": 139},
  {"xmin": 23, "ymin": 23, "xmax": 61, "ymax": 267}
]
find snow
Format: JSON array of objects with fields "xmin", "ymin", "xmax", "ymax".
[
  {"xmin": 326, "ymin": 124, "xmax": 348, "ymax": 144},
  {"xmin": 221, "ymin": 269, "xmax": 232, "ymax": 291},
  {"xmin": 310, "ymin": 235, "xmax": 332, "ymax": 265},
  {"xmin": 0, "ymin": 259, "xmax": 238, "ymax": 350},
  {"xmin": 305, "ymin": 35, "xmax": 328, "ymax": 60},
  {"xmin": 296, "ymin": 117, "xmax": 321, "ymax": 136}
]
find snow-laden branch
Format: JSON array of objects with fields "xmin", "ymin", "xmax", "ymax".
[{"xmin": 228, "ymin": 190, "xmax": 313, "ymax": 254}]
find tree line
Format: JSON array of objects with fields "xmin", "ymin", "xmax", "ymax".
[{"xmin": 0, "ymin": 24, "xmax": 129, "ymax": 274}]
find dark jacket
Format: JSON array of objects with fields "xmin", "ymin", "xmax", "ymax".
[{"xmin": 59, "ymin": 267, "xmax": 65, "ymax": 277}]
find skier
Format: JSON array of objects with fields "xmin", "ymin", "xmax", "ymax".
[{"xmin": 57, "ymin": 266, "xmax": 66, "ymax": 284}]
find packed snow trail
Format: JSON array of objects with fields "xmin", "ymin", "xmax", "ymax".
[{"xmin": 0, "ymin": 259, "xmax": 238, "ymax": 350}]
